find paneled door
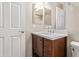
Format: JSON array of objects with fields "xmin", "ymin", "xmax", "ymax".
[{"xmin": 0, "ymin": 2, "xmax": 25, "ymax": 57}]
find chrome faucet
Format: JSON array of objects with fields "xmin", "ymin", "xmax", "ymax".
[
  {"xmin": 47, "ymin": 26, "xmax": 52, "ymax": 33},
  {"xmin": 48, "ymin": 26, "xmax": 55, "ymax": 34}
]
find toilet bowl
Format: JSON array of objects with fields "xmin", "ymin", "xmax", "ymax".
[{"xmin": 70, "ymin": 41, "xmax": 79, "ymax": 57}]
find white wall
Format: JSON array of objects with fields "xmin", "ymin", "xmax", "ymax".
[{"xmin": 66, "ymin": 3, "xmax": 79, "ymax": 57}]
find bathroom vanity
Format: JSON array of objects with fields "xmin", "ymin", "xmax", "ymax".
[
  {"xmin": 32, "ymin": 2, "xmax": 66, "ymax": 57},
  {"xmin": 32, "ymin": 32, "xmax": 67, "ymax": 57}
]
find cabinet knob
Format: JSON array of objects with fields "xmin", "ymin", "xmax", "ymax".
[{"xmin": 40, "ymin": 39, "xmax": 42, "ymax": 41}]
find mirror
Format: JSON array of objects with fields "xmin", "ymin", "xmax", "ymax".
[
  {"xmin": 44, "ymin": 8, "xmax": 51, "ymax": 25},
  {"xmin": 32, "ymin": 2, "xmax": 52, "ymax": 25},
  {"xmin": 32, "ymin": 3, "xmax": 44, "ymax": 25},
  {"xmin": 32, "ymin": 2, "xmax": 65, "ymax": 29},
  {"xmin": 55, "ymin": 3, "xmax": 65, "ymax": 29}
]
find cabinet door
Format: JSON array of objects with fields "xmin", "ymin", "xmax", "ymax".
[
  {"xmin": 44, "ymin": 38, "xmax": 52, "ymax": 57},
  {"xmin": 54, "ymin": 38, "xmax": 66, "ymax": 57},
  {"xmin": 44, "ymin": 47, "xmax": 52, "ymax": 57},
  {"xmin": 37, "ymin": 36, "xmax": 43, "ymax": 57}
]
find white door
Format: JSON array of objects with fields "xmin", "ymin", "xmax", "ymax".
[{"xmin": 0, "ymin": 2, "xmax": 25, "ymax": 57}]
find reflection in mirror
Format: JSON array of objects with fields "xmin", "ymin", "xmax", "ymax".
[
  {"xmin": 44, "ymin": 8, "xmax": 51, "ymax": 25},
  {"xmin": 32, "ymin": 2, "xmax": 44, "ymax": 25},
  {"xmin": 56, "ymin": 3, "xmax": 65, "ymax": 29},
  {"xmin": 32, "ymin": 2, "xmax": 52, "ymax": 25},
  {"xmin": 32, "ymin": 2, "xmax": 66, "ymax": 31}
]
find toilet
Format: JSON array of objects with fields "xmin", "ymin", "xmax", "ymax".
[{"xmin": 71, "ymin": 41, "xmax": 79, "ymax": 57}]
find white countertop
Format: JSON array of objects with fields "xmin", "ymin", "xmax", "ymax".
[{"xmin": 32, "ymin": 32, "xmax": 68, "ymax": 40}]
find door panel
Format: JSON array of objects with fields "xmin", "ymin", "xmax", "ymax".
[
  {"xmin": 0, "ymin": 37, "xmax": 4, "ymax": 56},
  {"xmin": 0, "ymin": 3, "xmax": 3, "ymax": 28},
  {"xmin": 9, "ymin": 3, "xmax": 24, "ymax": 57},
  {"xmin": 10, "ymin": 36, "xmax": 21, "ymax": 57},
  {"xmin": 11, "ymin": 3, "xmax": 21, "ymax": 28}
]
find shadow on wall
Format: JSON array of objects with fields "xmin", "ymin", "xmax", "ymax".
[
  {"xmin": 67, "ymin": 33, "xmax": 73, "ymax": 57},
  {"xmin": 25, "ymin": 32, "xmax": 32, "ymax": 57}
]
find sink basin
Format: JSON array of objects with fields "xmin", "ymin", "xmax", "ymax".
[
  {"xmin": 39, "ymin": 31, "xmax": 54, "ymax": 34},
  {"xmin": 32, "ymin": 32, "xmax": 67, "ymax": 40}
]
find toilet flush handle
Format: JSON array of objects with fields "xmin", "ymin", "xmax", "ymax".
[{"xmin": 72, "ymin": 48, "xmax": 75, "ymax": 51}]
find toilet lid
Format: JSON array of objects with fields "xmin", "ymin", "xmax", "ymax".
[{"xmin": 71, "ymin": 41, "xmax": 79, "ymax": 47}]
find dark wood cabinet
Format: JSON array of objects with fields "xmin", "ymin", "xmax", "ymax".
[
  {"xmin": 37, "ymin": 36, "xmax": 43, "ymax": 57},
  {"xmin": 44, "ymin": 38, "xmax": 52, "ymax": 57},
  {"xmin": 32, "ymin": 34, "xmax": 43, "ymax": 57},
  {"xmin": 53, "ymin": 38, "xmax": 67, "ymax": 57},
  {"xmin": 32, "ymin": 34, "xmax": 37, "ymax": 56},
  {"xmin": 32, "ymin": 34, "xmax": 67, "ymax": 57}
]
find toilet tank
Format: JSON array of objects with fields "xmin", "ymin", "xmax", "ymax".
[{"xmin": 71, "ymin": 41, "xmax": 79, "ymax": 57}]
